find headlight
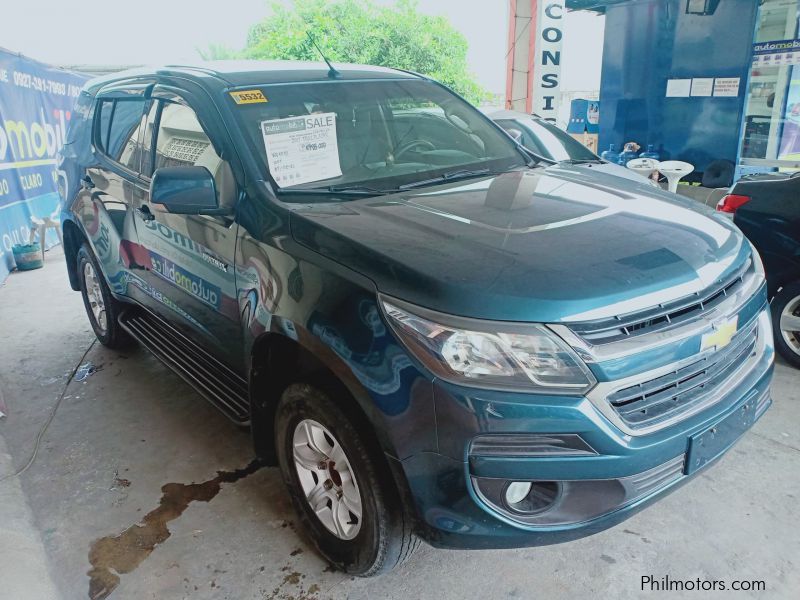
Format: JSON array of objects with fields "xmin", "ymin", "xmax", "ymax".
[{"xmin": 381, "ymin": 297, "xmax": 596, "ymax": 394}]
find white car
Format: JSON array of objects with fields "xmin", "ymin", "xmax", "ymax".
[{"xmin": 487, "ymin": 110, "xmax": 658, "ymax": 186}]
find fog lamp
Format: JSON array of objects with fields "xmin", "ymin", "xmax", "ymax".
[
  {"xmin": 504, "ymin": 481, "xmax": 532, "ymax": 505},
  {"xmin": 503, "ymin": 481, "xmax": 561, "ymax": 515}
]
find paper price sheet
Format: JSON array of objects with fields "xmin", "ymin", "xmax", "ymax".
[{"xmin": 261, "ymin": 112, "xmax": 342, "ymax": 187}]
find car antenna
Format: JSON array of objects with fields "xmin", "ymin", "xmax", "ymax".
[{"xmin": 306, "ymin": 32, "xmax": 341, "ymax": 79}]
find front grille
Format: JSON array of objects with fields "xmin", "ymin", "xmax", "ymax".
[
  {"xmin": 570, "ymin": 259, "xmax": 751, "ymax": 344},
  {"xmin": 607, "ymin": 316, "xmax": 760, "ymax": 429}
]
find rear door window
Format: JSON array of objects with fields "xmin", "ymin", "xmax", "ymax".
[
  {"xmin": 95, "ymin": 97, "xmax": 147, "ymax": 172},
  {"xmin": 95, "ymin": 99, "xmax": 113, "ymax": 152}
]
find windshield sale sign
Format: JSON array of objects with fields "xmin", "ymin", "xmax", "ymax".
[{"xmin": 0, "ymin": 48, "xmax": 88, "ymax": 281}]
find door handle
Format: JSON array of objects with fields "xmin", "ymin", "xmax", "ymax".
[
  {"xmin": 136, "ymin": 204, "xmax": 155, "ymax": 222},
  {"xmin": 81, "ymin": 175, "xmax": 95, "ymax": 190}
]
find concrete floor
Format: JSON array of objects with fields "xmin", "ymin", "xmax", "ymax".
[{"xmin": 1, "ymin": 246, "xmax": 799, "ymax": 600}]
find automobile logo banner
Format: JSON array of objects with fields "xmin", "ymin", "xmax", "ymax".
[
  {"xmin": 0, "ymin": 48, "xmax": 88, "ymax": 281},
  {"xmin": 752, "ymin": 38, "xmax": 800, "ymax": 67}
]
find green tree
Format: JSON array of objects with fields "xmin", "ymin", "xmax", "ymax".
[
  {"xmin": 197, "ymin": 43, "xmax": 239, "ymax": 61},
  {"xmin": 242, "ymin": 0, "xmax": 488, "ymax": 104}
]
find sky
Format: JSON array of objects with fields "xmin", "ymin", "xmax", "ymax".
[{"xmin": 1, "ymin": 0, "xmax": 603, "ymax": 95}]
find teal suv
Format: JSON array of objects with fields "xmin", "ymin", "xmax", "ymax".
[{"xmin": 58, "ymin": 61, "xmax": 774, "ymax": 575}]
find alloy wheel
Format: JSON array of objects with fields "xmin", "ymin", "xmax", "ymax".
[
  {"xmin": 83, "ymin": 261, "xmax": 107, "ymax": 334},
  {"xmin": 779, "ymin": 294, "xmax": 800, "ymax": 358},
  {"xmin": 292, "ymin": 418, "xmax": 363, "ymax": 540}
]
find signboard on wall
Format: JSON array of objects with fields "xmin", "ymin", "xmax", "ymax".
[
  {"xmin": 690, "ymin": 78, "xmax": 714, "ymax": 96},
  {"xmin": 0, "ymin": 49, "xmax": 88, "ymax": 282},
  {"xmin": 713, "ymin": 78, "xmax": 740, "ymax": 97},
  {"xmin": 532, "ymin": 1, "xmax": 565, "ymax": 122},
  {"xmin": 752, "ymin": 38, "xmax": 800, "ymax": 67},
  {"xmin": 666, "ymin": 77, "xmax": 740, "ymax": 97},
  {"xmin": 666, "ymin": 79, "xmax": 692, "ymax": 97}
]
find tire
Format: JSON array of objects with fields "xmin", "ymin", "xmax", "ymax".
[
  {"xmin": 77, "ymin": 243, "xmax": 133, "ymax": 350},
  {"xmin": 771, "ymin": 282, "xmax": 800, "ymax": 369},
  {"xmin": 275, "ymin": 383, "xmax": 419, "ymax": 576}
]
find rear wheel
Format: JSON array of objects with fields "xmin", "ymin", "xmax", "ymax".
[
  {"xmin": 77, "ymin": 243, "xmax": 132, "ymax": 349},
  {"xmin": 772, "ymin": 282, "xmax": 800, "ymax": 368},
  {"xmin": 275, "ymin": 383, "xmax": 419, "ymax": 575}
]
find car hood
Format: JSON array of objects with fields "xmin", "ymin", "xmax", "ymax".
[{"xmin": 290, "ymin": 164, "xmax": 749, "ymax": 323}]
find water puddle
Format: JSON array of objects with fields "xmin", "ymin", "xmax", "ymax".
[{"xmin": 87, "ymin": 459, "xmax": 263, "ymax": 599}]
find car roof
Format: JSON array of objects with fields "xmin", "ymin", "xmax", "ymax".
[{"xmin": 84, "ymin": 60, "xmax": 423, "ymax": 94}]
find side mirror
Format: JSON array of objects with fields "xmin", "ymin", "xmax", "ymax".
[{"xmin": 150, "ymin": 166, "xmax": 220, "ymax": 215}]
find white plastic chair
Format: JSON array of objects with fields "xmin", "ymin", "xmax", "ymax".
[{"xmin": 28, "ymin": 207, "xmax": 63, "ymax": 263}]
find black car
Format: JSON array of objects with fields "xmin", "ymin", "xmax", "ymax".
[{"xmin": 718, "ymin": 173, "xmax": 800, "ymax": 366}]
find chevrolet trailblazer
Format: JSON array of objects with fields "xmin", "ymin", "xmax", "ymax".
[{"xmin": 59, "ymin": 61, "xmax": 774, "ymax": 575}]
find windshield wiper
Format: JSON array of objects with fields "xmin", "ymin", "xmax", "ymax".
[
  {"xmin": 276, "ymin": 185, "xmax": 390, "ymax": 197},
  {"xmin": 327, "ymin": 184, "xmax": 392, "ymax": 194},
  {"xmin": 397, "ymin": 168, "xmax": 497, "ymax": 191},
  {"xmin": 559, "ymin": 158, "xmax": 605, "ymax": 165},
  {"xmin": 276, "ymin": 168, "xmax": 512, "ymax": 197}
]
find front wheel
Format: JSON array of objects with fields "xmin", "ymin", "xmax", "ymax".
[
  {"xmin": 275, "ymin": 383, "xmax": 419, "ymax": 575},
  {"xmin": 77, "ymin": 243, "xmax": 132, "ymax": 350},
  {"xmin": 772, "ymin": 282, "xmax": 800, "ymax": 368}
]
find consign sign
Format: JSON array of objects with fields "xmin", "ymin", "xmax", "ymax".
[{"xmin": 532, "ymin": 1, "xmax": 564, "ymax": 122}]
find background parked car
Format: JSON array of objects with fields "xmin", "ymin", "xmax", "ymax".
[
  {"xmin": 718, "ymin": 173, "xmax": 800, "ymax": 367},
  {"xmin": 487, "ymin": 110, "xmax": 657, "ymax": 186}
]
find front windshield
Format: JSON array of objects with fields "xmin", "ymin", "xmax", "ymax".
[
  {"xmin": 232, "ymin": 79, "xmax": 527, "ymax": 194},
  {"xmin": 497, "ymin": 117, "xmax": 598, "ymax": 162}
]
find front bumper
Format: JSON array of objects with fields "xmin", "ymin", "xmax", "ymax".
[{"xmin": 401, "ymin": 312, "xmax": 774, "ymax": 549}]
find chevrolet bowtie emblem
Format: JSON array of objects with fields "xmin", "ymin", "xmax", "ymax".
[{"xmin": 700, "ymin": 316, "xmax": 738, "ymax": 351}]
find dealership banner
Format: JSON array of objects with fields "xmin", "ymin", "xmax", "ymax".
[
  {"xmin": 752, "ymin": 38, "xmax": 800, "ymax": 67},
  {"xmin": 0, "ymin": 48, "xmax": 88, "ymax": 281}
]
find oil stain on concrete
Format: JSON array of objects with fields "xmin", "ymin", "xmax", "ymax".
[{"xmin": 87, "ymin": 460, "xmax": 264, "ymax": 599}]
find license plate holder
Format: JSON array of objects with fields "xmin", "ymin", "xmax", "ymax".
[{"xmin": 685, "ymin": 396, "xmax": 759, "ymax": 474}]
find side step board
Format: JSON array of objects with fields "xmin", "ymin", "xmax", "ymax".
[{"xmin": 119, "ymin": 309, "xmax": 250, "ymax": 425}]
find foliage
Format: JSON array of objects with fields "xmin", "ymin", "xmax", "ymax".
[
  {"xmin": 241, "ymin": 0, "xmax": 488, "ymax": 103},
  {"xmin": 197, "ymin": 43, "xmax": 239, "ymax": 61}
]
